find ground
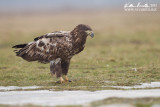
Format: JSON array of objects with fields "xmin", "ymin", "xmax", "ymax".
[{"xmin": 0, "ymin": 11, "xmax": 160, "ymax": 107}]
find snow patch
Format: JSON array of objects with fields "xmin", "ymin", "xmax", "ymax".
[
  {"xmin": 0, "ymin": 86, "xmax": 40, "ymax": 91},
  {"xmin": 110, "ymin": 82, "xmax": 160, "ymax": 89},
  {"xmin": 0, "ymin": 89, "xmax": 160, "ymax": 106}
]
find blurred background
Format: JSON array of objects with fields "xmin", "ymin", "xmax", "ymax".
[{"xmin": 0, "ymin": 0, "xmax": 160, "ymax": 47}]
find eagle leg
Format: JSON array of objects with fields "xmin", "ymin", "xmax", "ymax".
[
  {"xmin": 50, "ymin": 59, "xmax": 63, "ymax": 77},
  {"xmin": 61, "ymin": 59, "xmax": 72, "ymax": 82},
  {"xmin": 50, "ymin": 59, "xmax": 65, "ymax": 84},
  {"xmin": 50, "ymin": 61, "xmax": 56, "ymax": 76}
]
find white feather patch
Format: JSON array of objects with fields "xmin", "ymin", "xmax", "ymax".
[
  {"xmin": 66, "ymin": 37, "xmax": 71, "ymax": 42},
  {"xmin": 50, "ymin": 58, "xmax": 61, "ymax": 65},
  {"xmin": 41, "ymin": 38, "xmax": 49, "ymax": 44},
  {"xmin": 47, "ymin": 33, "xmax": 54, "ymax": 36},
  {"xmin": 36, "ymin": 40, "xmax": 40, "ymax": 47},
  {"xmin": 51, "ymin": 43, "xmax": 57, "ymax": 46},
  {"xmin": 55, "ymin": 58, "xmax": 61, "ymax": 64},
  {"xmin": 59, "ymin": 31, "xmax": 70, "ymax": 34},
  {"xmin": 47, "ymin": 31, "xmax": 70, "ymax": 36}
]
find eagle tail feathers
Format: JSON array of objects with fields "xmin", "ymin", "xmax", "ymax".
[
  {"xmin": 12, "ymin": 43, "xmax": 31, "ymax": 57},
  {"xmin": 12, "ymin": 42, "xmax": 39, "ymax": 62},
  {"xmin": 12, "ymin": 44, "xmax": 27, "ymax": 49}
]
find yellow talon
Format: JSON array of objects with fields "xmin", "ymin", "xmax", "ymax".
[
  {"xmin": 60, "ymin": 77, "xmax": 64, "ymax": 83},
  {"xmin": 64, "ymin": 75, "xmax": 69, "ymax": 81}
]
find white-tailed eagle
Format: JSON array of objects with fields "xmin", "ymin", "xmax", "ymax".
[{"xmin": 12, "ymin": 24, "xmax": 94, "ymax": 83}]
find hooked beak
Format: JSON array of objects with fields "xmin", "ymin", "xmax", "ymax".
[
  {"xmin": 86, "ymin": 30, "xmax": 94, "ymax": 38},
  {"xmin": 90, "ymin": 31, "xmax": 94, "ymax": 38}
]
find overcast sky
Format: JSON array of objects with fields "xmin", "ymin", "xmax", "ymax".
[{"xmin": 0, "ymin": 0, "xmax": 159, "ymax": 13}]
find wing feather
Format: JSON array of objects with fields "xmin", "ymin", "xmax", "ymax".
[
  {"xmin": 17, "ymin": 31, "xmax": 71, "ymax": 63},
  {"xmin": 34, "ymin": 31, "xmax": 67, "ymax": 41}
]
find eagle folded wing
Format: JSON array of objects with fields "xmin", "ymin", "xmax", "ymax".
[
  {"xmin": 17, "ymin": 39, "xmax": 54, "ymax": 63},
  {"xmin": 17, "ymin": 32, "xmax": 69, "ymax": 63}
]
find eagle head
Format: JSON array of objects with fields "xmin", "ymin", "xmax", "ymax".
[{"xmin": 73, "ymin": 24, "xmax": 94, "ymax": 38}]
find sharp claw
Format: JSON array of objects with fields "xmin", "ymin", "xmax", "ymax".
[
  {"xmin": 56, "ymin": 80, "xmax": 72, "ymax": 84},
  {"xmin": 55, "ymin": 77, "xmax": 64, "ymax": 84},
  {"xmin": 55, "ymin": 77, "xmax": 72, "ymax": 84},
  {"xmin": 68, "ymin": 80, "xmax": 72, "ymax": 82},
  {"xmin": 56, "ymin": 80, "xmax": 64, "ymax": 84},
  {"xmin": 56, "ymin": 81, "xmax": 61, "ymax": 84}
]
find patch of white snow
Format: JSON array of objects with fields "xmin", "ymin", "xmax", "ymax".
[{"xmin": 0, "ymin": 89, "xmax": 160, "ymax": 106}]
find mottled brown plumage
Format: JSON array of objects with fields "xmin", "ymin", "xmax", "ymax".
[{"xmin": 12, "ymin": 24, "xmax": 94, "ymax": 83}]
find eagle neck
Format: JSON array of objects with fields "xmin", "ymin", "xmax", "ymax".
[{"xmin": 71, "ymin": 30, "xmax": 87, "ymax": 54}]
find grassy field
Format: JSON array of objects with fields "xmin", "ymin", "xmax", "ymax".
[{"xmin": 0, "ymin": 11, "xmax": 160, "ymax": 90}]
